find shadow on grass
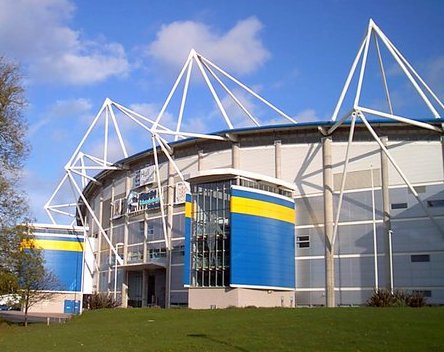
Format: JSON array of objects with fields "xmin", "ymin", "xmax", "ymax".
[{"xmin": 187, "ymin": 333, "xmax": 249, "ymax": 352}]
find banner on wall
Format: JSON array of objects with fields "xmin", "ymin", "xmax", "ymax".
[
  {"xmin": 126, "ymin": 188, "xmax": 161, "ymax": 213},
  {"xmin": 139, "ymin": 189, "xmax": 160, "ymax": 209},
  {"xmin": 175, "ymin": 181, "xmax": 190, "ymax": 204},
  {"xmin": 133, "ymin": 165, "xmax": 155, "ymax": 188}
]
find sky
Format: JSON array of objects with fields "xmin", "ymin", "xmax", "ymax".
[{"xmin": 1, "ymin": 0, "xmax": 443, "ymax": 223}]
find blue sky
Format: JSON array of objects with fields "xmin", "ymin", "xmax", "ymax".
[{"xmin": 1, "ymin": 0, "xmax": 443, "ymax": 222}]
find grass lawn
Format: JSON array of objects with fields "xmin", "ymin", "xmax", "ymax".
[{"xmin": 1, "ymin": 307, "xmax": 443, "ymax": 351}]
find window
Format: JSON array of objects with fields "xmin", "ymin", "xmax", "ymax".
[
  {"xmin": 427, "ymin": 199, "xmax": 444, "ymax": 208},
  {"xmin": 411, "ymin": 254, "xmax": 430, "ymax": 262},
  {"xmin": 297, "ymin": 235, "xmax": 310, "ymax": 248},
  {"xmin": 191, "ymin": 181, "xmax": 232, "ymax": 288},
  {"xmin": 391, "ymin": 203, "xmax": 408, "ymax": 209},
  {"xmin": 127, "ymin": 222, "xmax": 144, "ymax": 245}
]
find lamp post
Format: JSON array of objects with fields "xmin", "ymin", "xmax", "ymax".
[{"xmin": 114, "ymin": 242, "xmax": 124, "ymax": 301}]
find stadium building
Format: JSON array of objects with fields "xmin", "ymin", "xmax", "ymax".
[{"xmin": 37, "ymin": 20, "xmax": 444, "ymax": 312}]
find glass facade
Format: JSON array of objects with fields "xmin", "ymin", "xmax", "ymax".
[{"xmin": 191, "ymin": 181, "xmax": 232, "ymax": 287}]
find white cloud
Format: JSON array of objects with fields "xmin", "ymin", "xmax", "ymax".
[
  {"xmin": 425, "ymin": 56, "xmax": 444, "ymax": 99},
  {"xmin": 129, "ymin": 103, "xmax": 176, "ymax": 130},
  {"xmin": 295, "ymin": 109, "xmax": 319, "ymax": 122},
  {"xmin": 148, "ymin": 17, "xmax": 270, "ymax": 75},
  {"xmin": 29, "ymin": 98, "xmax": 93, "ymax": 136},
  {"xmin": 0, "ymin": 0, "xmax": 129, "ymax": 85},
  {"xmin": 216, "ymin": 87, "xmax": 262, "ymax": 128}
]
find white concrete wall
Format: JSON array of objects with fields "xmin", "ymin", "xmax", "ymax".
[
  {"xmin": 240, "ymin": 146, "xmax": 275, "ymax": 178},
  {"xmin": 188, "ymin": 288, "xmax": 294, "ymax": 309},
  {"xmin": 28, "ymin": 292, "xmax": 81, "ymax": 314}
]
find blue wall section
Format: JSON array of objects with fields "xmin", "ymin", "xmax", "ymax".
[
  {"xmin": 34, "ymin": 233, "xmax": 85, "ymax": 292},
  {"xmin": 230, "ymin": 187, "xmax": 295, "ymax": 290},
  {"xmin": 183, "ymin": 194, "xmax": 192, "ymax": 286},
  {"xmin": 43, "ymin": 250, "xmax": 83, "ymax": 291}
]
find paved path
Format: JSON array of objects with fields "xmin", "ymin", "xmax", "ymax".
[{"xmin": 0, "ymin": 310, "xmax": 72, "ymax": 324}]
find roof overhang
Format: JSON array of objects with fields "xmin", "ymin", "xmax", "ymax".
[{"xmin": 187, "ymin": 167, "xmax": 297, "ymax": 191}]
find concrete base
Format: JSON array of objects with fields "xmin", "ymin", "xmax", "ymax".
[
  {"xmin": 188, "ymin": 287, "xmax": 295, "ymax": 309},
  {"xmin": 28, "ymin": 292, "xmax": 82, "ymax": 314}
]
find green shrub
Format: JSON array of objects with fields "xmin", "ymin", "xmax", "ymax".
[
  {"xmin": 88, "ymin": 293, "xmax": 119, "ymax": 310},
  {"xmin": 367, "ymin": 289, "xmax": 426, "ymax": 307}
]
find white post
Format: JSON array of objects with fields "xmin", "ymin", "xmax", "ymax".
[
  {"xmin": 370, "ymin": 165, "xmax": 378, "ymax": 290},
  {"xmin": 388, "ymin": 230, "xmax": 394, "ymax": 294},
  {"xmin": 114, "ymin": 242, "xmax": 124, "ymax": 301}
]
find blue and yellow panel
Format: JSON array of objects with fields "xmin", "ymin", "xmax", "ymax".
[
  {"xmin": 33, "ymin": 234, "xmax": 84, "ymax": 292},
  {"xmin": 230, "ymin": 186, "xmax": 295, "ymax": 290},
  {"xmin": 183, "ymin": 194, "xmax": 192, "ymax": 286}
]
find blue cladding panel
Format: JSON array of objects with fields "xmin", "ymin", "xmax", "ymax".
[
  {"xmin": 64, "ymin": 300, "xmax": 80, "ymax": 314},
  {"xmin": 43, "ymin": 250, "xmax": 83, "ymax": 291},
  {"xmin": 183, "ymin": 216, "xmax": 192, "ymax": 286},
  {"xmin": 230, "ymin": 213, "xmax": 295, "ymax": 289}
]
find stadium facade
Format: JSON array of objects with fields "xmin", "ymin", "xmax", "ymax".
[
  {"xmin": 75, "ymin": 121, "xmax": 444, "ymax": 309},
  {"xmin": 35, "ymin": 20, "xmax": 444, "ymax": 313}
]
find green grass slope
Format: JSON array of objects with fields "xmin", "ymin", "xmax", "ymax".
[{"xmin": 1, "ymin": 308, "xmax": 443, "ymax": 351}]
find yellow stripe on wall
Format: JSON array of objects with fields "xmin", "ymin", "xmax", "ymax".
[
  {"xmin": 231, "ymin": 196, "xmax": 295, "ymax": 224},
  {"xmin": 185, "ymin": 202, "xmax": 192, "ymax": 218},
  {"xmin": 33, "ymin": 239, "xmax": 84, "ymax": 252}
]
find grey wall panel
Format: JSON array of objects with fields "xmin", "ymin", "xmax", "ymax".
[
  {"xmin": 296, "ymin": 291, "xmax": 325, "ymax": 306},
  {"xmin": 333, "ymin": 169, "xmax": 381, "ymax": 191},
  {"xmin": 201, "ymin": 150, "xmax": 231, "ymax": 170},
  {"xmin": 240, "ymin": 146, "xmax": 275, "ymax": 177},
  {"xmin": 394, "ymin": 253, "xmax": 444, "ymax": 287},
  {"xmin": 296, "ymin": 226, "xmax": 325, "ymax": 257},
  {"xmin": 386, "ymin": 141, "xmax": 443, "ymax": 185},
  {"xmin": 172, "ymin": 215, "xmax": 185, "ymax": 239},
  {"xmin": 392, "ymin": 219, "xmax": 444, "ymax": 253},
  {"xmin": 113, "ymin": 176, "xmax": 126, "ymax": 196},
  {"xmin": 336, "ymin": 224, "xmax": 377, "ymax": 255},
  {"xmin": 295, "ymin": 196, "xmax": 324, "ymax": 226},
  {"xmin": 296, "ymin": 259, "xmax": 325, "ymax": 288},
  {"xmin": 102, "ymin": 184, "xmax": 112, "ymax": 200},
  {"xmin": 170, "ymin": 265, "xmax": 185, "ymax": 290},
  {"xmin": 333, "ymin": 191, "xmax": 383, "ymax": 223},
  {"xmin": 174, "ymin": 155, "xmax": 198, "ymax": 175},
  {"xmin": 335, "ymin": 257, "xmax": 377, "ymax": 288},
  {"xmin": 336, "ymin": 290, "xmax": 372, "ymax": 306},
  {"xmin": 170, "ymin": 291, "xmax": 188, "ymax": 305},
  {"xmin": 281, "ymin": 144, "xmax": 323, "ymax": 196},
  {"xmin": 331, "ymin": 143, "xmax": 381, "ymax": 177}
]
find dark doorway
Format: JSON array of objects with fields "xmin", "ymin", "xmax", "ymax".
[
  {"xmin": 128, "ymin": 271, "xmax": 143, "ymax": 307},
  {"xmin": 147, "ymin": 274, "xmax": 156, "ymax": 305}
]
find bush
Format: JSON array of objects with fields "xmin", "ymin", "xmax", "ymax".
[
  {"xmin": 367, "ymin": 289, "xmax": 426, "ymax": 307},
  {"xmin": 88, "ymin": 293, "xmax": 119, "ymax": 310},
  {"xmin": 406, "ymin": 291, "xmax": 427, "ymax": 307}
]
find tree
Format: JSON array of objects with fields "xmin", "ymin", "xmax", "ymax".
[
  {"xmin": 16, "ymin": 230, "xmax": 61, "ymax": 326},
  {"xmin": 0, "ymin": 55, "xmax": 28, "ymax": 227},
  {"xmin": 0, "ymin": 55, "xmax": 29, "ymax": 297}
]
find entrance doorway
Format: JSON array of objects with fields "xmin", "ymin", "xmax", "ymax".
[
  {"xmin": 147, "ymin": 274, "xmax": 156, "ymax": 306},
  {"xmin": 127, "ymin": 271, "xmax": 142, "ymax": 307},
  {"xmin": 125, "ymin": 268, "xmax": 166, "ymax": 308}
]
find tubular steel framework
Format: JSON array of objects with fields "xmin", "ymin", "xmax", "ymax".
[
  {"xmin": 44, "ymin": 49, "xmax": 295, "ymax": 265},
  {"xmin": 324, "ymin": 19, "xmax": 444, "ymax": 305}
]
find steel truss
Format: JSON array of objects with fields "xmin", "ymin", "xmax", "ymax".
[
  {"xmin": 325, "ymin": 20, "xmax": 444, "ymax": 294},
  {"xmin": 44, "ymin": 50, "xmax": 295, "ymax": 265}
]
